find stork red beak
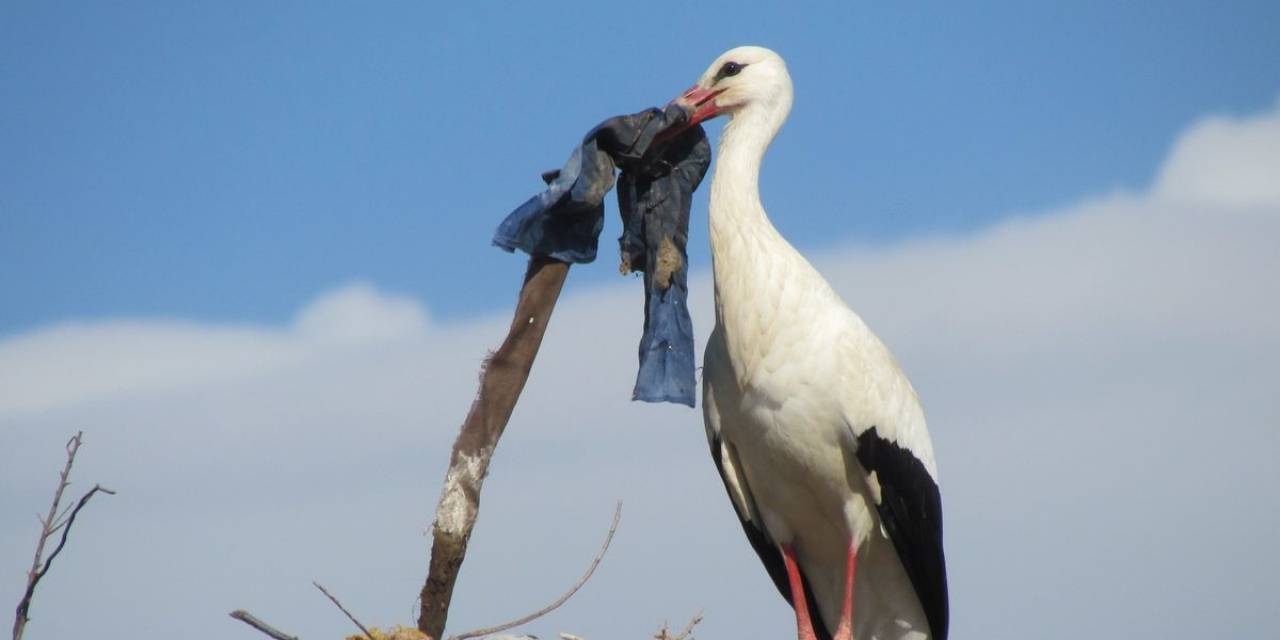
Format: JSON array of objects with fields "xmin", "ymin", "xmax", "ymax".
[{"xmin": 672, "ymin": 84, "xmax": 726, "ymax": 127}]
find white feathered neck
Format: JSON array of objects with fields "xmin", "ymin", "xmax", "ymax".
[
  {"xmin": 708, "ymin": 92, "xmax": 791, "ymax": 248},
  {"xmin": 706, "ymin": 87, "xmax": 852, "ymax": 383}
]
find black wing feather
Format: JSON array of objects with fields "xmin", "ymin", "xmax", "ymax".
[
  {"xmin": 708, "ymin": 434, "xmax": 832, "ymax": 640},
  {"xmin": 855, "ymin": 426, "xmax": 949, "ymax": 640}
]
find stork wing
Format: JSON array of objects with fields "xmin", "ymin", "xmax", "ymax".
[
  {"xmin": 703, "ymin": 364, "xmax": 832, "ymax": 640},
  {"xmin": 705, "ymin": 434, "xmax": 833, "ymax": 640},
  {"xmin": 854, "ymin": 426, "xmax": 949, "ymax": 640}
]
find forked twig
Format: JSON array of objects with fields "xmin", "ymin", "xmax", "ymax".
[
  {"xmin": 447, "ymin": 501, "xmax": 623, "ymax": 640},
  {"xmin": 12, "ymin": 432, "xmax": 115, "ymax": 640},
  {"xmin": 314, "ymin": 581, "xmax": 375, "ymax": 640},
  {"xmin": 32, "ymin": 484, "xmax": 116, "ymax": 585}
]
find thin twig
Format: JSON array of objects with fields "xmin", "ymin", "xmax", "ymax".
[
  {"xmin": 313, "ymin": 581, "xmax": 375, "ymax": 640},
  {"xmin": 34, "ymin": 485, "xmax": 115, "ymax": 584},
  {"xmin": 48, "ymin": 502, "xmax": 76, "ymax": 534},
  {"xmin": 13, "ymin": 432, "xmax": 114, "ymax": 640},
  {"xmin": 229, "ymin": 610, "xmax": 300, "ymax": 640},
  {"xmin": 447, "ymin": 501, "xmax": 623, "ymax": 640},
  {"xmin": 15, "ymin": 432, "xmax": 81, "ymax": 639},
  {"xmin": 676, "ymin": 611, "xmax": 705, "ymax": 639},
  {"xmin": 655, "ymin": 611, "xmax": 704, "ymax": 640}
]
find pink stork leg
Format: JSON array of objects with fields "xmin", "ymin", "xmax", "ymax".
[
  {"xmin": 832, "ymin": 538, "xmax": 858, "ymax": 640},
  {"xmin": 780, "ymin": 544, "xmax": 819, "ymax": 640}
]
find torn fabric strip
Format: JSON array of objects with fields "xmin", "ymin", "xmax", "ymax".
[{"xmin": 493, "ymin": 105, "xmax": 710, "ymax": 407}]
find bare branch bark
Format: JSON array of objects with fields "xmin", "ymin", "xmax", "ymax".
[
  {"xmin": 229, "ymin": 610, "xmax": 301, "ymax": 640},
  {"xmin": 13, "ymin": 432, "xmax": 115, "ymax": 640},
  {"xmin": 417, "ymin": 256, "xmax": 571, "ymax": 638},
  {"xmin": 448, "ymin": 502, "xmax": 622, "ymax": 640},
  {"xmin": 313, "ymin": 581, "xmax": 375, "ymax": 640}
]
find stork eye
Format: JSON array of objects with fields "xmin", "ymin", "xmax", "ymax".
[{"xmin": 718, "ymin": 62, "xmax": 744, "ymax": 80}]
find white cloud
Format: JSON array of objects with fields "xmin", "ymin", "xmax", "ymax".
[
  {"xmin": 1153, "ymin": 103, "xmax": 1280, "ymax": 208},
  {"xmin": 294, "ymin": 281, "xmax": 431, "ymax": 344},
  {"xmin": 0, "ymin": 281, "xmax": 429, "ymax": 413},
  {"xmin": 1, "ymin": 106, "xmax": 1278, "ymax": 640}
]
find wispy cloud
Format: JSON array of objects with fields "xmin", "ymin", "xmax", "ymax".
[
  {"xmin": 1153, "ymin": 103, "xmax": 1280, "ymax": 207},
  {"xmin": 0, "ymin": 282, "xmax": 430, "ymax": 413},
  {"xmin": 1, "ymin": 105, "xmax": 1277, "ymax": 640}
]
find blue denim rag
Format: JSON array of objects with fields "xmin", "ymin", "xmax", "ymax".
[{"xmin": 493, "ymin": 105, "xmax": 710, "ymax": 407}]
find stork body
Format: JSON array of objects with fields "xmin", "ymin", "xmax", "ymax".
[{"xmin": 678, "ymin": 47, "xmax": 948, "ymax": 640}]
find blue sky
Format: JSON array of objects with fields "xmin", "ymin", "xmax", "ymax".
[
  {"xmin": 2, "ymin": 5, "xmax": 1280, "ymax": 640},
  {"xmin": 3, "ymin": 1, "xmax": 1279, "ymax": 336},
  {"xmin": 3, "ymin": 4, "xmax": 1280, "ymax": 639}
]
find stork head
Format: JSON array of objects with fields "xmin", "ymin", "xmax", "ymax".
[{"xmin": 672, "ymin": 46, "xmax": 793, "ymax": 128}]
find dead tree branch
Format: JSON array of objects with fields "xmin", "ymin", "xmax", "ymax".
[
  {"xmin": 229, "ymin": 610, "xmax": 300, "ymax": 640},
  {"xmin": 418, "ymin": 256, "xmax": 571, "ymax": 638},
  {"xmin": 314, "ymin": 581, "xmax": 375, "ymax": 640},
  {"xmin": 12, "ymin": 431, "xmax": 115, "ymax": 640},
  {"xmin": 448, "ymin": 501, "xmax": 622, "ymax": 640}
]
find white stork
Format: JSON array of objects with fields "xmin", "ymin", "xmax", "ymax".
[{"xmin": 673, "ymin": 47, "xmax": 948, "ymax": 640}]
